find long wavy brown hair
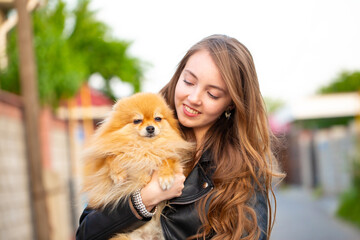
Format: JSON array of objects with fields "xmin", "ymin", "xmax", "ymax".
[{"xmin": 160, "ymin": 34, "xmax": 284, "ymax": 240}]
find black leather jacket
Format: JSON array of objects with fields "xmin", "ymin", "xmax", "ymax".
[{"xmin": 76, "ymin": 152, "xmax": 268, "ymax": 240}]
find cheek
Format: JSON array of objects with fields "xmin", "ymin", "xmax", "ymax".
[
  {"xmin": 174, "ymin": 81, "xmax": 184, "ymax": 105},
  {"xmin": 139, "ymin": 127, "xmax": 148, "ymax": 136},
  {"xmin": 209, "ymin": 107, "xmax": 224, "ymax": 118},
  {"xmin": 132, "ymin": 124, "xmax": 145, "ymax": 136},
  {"xmin": 207, "ymin": 102, "xmax": 229, "ymax": 117}
]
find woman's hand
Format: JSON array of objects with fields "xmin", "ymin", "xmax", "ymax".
[{"xmin": 140, "ymin": 169, "xmax": 186, "ymax": 211}]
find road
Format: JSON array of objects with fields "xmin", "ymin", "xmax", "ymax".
[{"xmin": 271, "ymin": 187, "xmax": 360, "ymax": 240}]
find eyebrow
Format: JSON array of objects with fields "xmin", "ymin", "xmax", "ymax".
[
  {"xmin": 184, "ymin": 69, "xmax": 227, "ymax": 93},
  {"xmin": 184, "ymin": 69, "xmax": 198, "ymax": 80}
]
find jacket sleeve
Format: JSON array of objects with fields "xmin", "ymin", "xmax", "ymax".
[
  {"xmin": 253, "ymin": 190, "xmax": 268, "ymax": 240},
  {"xmin": 76, "ymin": 198, "xmax": 150, "ymax": 240}
]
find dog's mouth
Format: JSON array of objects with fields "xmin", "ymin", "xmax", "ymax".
[{"xmin": 145, "ymin": 133, "xmax": 156, "ymax": 138}]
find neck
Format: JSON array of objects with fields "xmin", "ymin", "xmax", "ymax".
[{"xmin": 194, "ymin": 128, "xmax": 207, "ymax": 153}]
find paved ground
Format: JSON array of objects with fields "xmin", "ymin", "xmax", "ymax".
[{"xmin": 271, "ymin": 187, "xmax": 360, "ymax": 240}]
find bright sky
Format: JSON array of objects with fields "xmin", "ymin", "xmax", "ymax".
[{"xmin": 88, "ymin": 0, "xmax": 360, "ymax": 105}]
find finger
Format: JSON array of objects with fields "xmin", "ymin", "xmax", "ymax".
[
  {"xmin": 152, "ymin": 170, "xmax": 159, "ymax": 178},
  {"xmin": 176, "ymin": 174, "xmax": 186, "ymax": 183},
  {"xmin": 175, "ymin": 172, "xmax": 185, "ymax": 177},
  {"xmin": 177, "ymin": 189, "xmax": 183, "ymax": 196}
]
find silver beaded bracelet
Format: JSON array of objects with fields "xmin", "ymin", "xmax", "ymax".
[{"xmin": 131, "ymin": 189, "xmax": 157, "ymax": 218}]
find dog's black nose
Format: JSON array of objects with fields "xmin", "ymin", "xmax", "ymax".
[{"xmin": 146, "ymin": 126, "xmax": 155, "ymax": 134}]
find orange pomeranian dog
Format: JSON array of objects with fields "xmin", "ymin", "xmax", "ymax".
[{"xmin": 81, "ymin": 92, "xmax": 194, "ymax": 240}]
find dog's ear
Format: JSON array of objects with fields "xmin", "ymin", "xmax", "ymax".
[
  {"xmin": 155, "ymin": 93, "xmax": 181, "ymax": 133},
  {"xmin": 165, "ymin": 109, "xmax": 182, "ymax": 134}
]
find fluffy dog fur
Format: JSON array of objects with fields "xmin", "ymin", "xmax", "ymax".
[{"xmin": 82, "ymin": 92, "xmax": 193, "ymax": 240}]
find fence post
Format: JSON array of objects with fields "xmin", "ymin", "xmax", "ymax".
[{"xmin": 14, "ymin": 0, "xmax": 51, "ymax": 239}]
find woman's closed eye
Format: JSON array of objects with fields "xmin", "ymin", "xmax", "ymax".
[
  {"xmin": 183, "ymin": 79, "xmax": 194, "ymax": 86},
  {"xmin": 207, "ymin": 92, "xmax": 219, "ymax": 99}
]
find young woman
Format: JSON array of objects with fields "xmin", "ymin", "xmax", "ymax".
[{"xmin": 76, "ymin": 34, "xmax": 283, "ymax": 240}]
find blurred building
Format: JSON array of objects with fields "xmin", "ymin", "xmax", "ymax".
[
  {"xmin": 0, "ymin": 0, "xmax": 14, "ymax": 69},
  {"xmin": 0, "ymin": 0, "xmax": 43, "ymax": 69},
  {"xmin": 0, "ymin": 2, "xmax": 117, "ymax": 239},
  {"xmin": 272, "ymin": 92, "xmax": 360, "ymax": 196},
  {"xmin": 57, "ymin": 83, "xmax": 114, "ymax": 128},
  {"xmin": 0, "ymin": 84, "xmax": 113, "ymax": 240}
]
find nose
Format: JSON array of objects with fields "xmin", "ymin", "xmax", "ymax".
[
  {"xmin": 187, "ymin": 89, "xmax": 202, "ymax": 105},
  {"xmin": 146, "ymin": 126, "xmax": 155, "ymax": 134}
]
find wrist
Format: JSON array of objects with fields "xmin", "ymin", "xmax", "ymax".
[
  {"xmin": 140, "ymin": 187, "xmax": 159, "ymax": 210},
  {"xmin": 129, "ymin": 198, "xmax": 143, "ymax": 220},
  {"xmin": 131, "ymin": 189, "xmax": 157, "ymax": 218}
]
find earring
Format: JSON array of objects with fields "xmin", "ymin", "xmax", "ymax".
[{"xmin": 225, "ymin": 109, "xmax": 231, "ymax": 119}]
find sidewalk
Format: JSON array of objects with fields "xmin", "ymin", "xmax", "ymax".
[{"xmin": 271, "ymin": 186, "xmax": 360, "ymax": 240}]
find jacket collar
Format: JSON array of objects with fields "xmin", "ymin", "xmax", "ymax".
[{"xmin": 199, "ymin": 149, "xmax": 212, "ymax": 163}]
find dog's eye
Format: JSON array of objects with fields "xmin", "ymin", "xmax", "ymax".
[
  {"xmin": 133, "ymin": 119, "xmax": 142, "ymax": 124},
  {"xmin": 154, "ymin": 117, "xmax": 162, "ymax": 122}
]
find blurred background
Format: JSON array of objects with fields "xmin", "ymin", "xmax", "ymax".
[{"xmin": 0, "ymin": 0, "xmax": 359, "ymax": 239}]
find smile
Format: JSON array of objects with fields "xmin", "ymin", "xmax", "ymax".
[{"xmin": 183, "ymin": 104, "xmax": 201, "ymax": 116}]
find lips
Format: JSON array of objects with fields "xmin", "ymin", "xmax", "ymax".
[{"xmin": 183, "ymin": 104, "xmax": 201, "ymax": 117}]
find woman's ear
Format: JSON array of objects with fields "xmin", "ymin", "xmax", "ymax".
[{"xmin": 228, "ymin": 104, "xmax": 235, "ymax": 111}]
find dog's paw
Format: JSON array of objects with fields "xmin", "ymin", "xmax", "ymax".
[{"xmin": 158, "ymin": 174, "xmax": 175, "ymax": 190}]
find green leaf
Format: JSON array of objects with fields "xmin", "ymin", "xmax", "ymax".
[{"xmin": 0, "ymin": 0, "xmax": 144, "ymax": 107}]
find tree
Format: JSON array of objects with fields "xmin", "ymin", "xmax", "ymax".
[
  {"xmin": 263, "ymin": 97, "xmax": 284, "ymax": 114},
  {"xmin": 319, "ymin": 70, "xmax": 360, "ymax": 94},
  {"xmin": 0, "ymin": 0, "xmax": 144, "ymax": 106},
  {"xmin": 68, "ymin": 0, "xmax": 143, "ymax": 98},
  {"xmin": 296, "ymin": 70, "xmax": 360, "ymax": 129}
]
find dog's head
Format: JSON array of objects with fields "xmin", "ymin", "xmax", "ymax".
[{"xmin": 100, "ymin": 93, "xmax": 180, "ymax": 139}]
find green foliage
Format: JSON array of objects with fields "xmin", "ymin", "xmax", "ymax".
[
  {"xmin": 33, "ymin": 1, "xmax": 88, "ymax": 105},
  {"xmin": 336, "ymin": 153, "xmax": 360, "ymax": 228},
  {"xmin": 0, "ymin": 0, "xmax": 143, "ymax": 106},
  {"xmin": 319, "ymin": 71, "xmax": 360, "ymax": 94},
  {"xmin": 0, "ymin": 29, "xmax": 20, "ymax": 94},
  {"xmin": 337, "ymin": 186, "xmax": 360, "ymax": 228},
  {"xmin": 294, "ymin": 116, "xmax": 354, "ymax": 129},
  {"xmin": 69, "ymin": 0, "xmax": 142, "ymax": 97},
  {"xmin": 301, "ymin": 70, "xmax": 360, "ymax": 129},
  {"xmin": 263, "ymin": 97, "xmax": 285, "ymax": 114}
]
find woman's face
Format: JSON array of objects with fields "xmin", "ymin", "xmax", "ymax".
[{"xmin": 174, "ymin": 50, "xmax": 232, "ymax": 142}]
